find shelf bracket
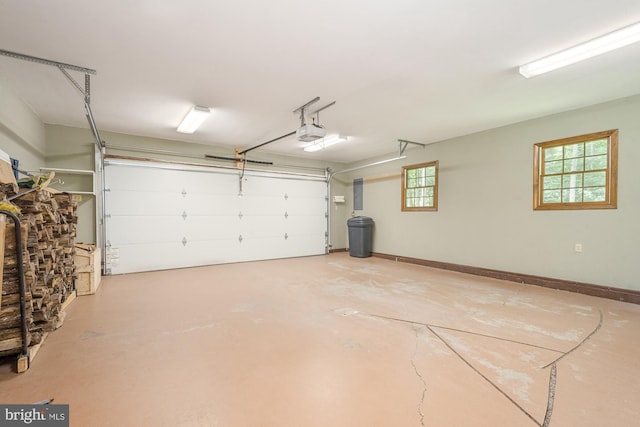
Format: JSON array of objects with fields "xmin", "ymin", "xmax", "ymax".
[{"xmin": 398, "ymin": 139, "xmax": 426, "ymax": 156}]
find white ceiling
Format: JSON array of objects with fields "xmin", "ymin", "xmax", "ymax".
[{"xmin": 1, "ymin": 1, "xmax": 640, "ymax": 164}]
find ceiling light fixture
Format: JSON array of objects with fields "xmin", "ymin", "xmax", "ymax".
[
  {"xmin": 177, "ymin": 106, "xmax": 211, "ymax": 134},
  {"xmin": 519, "ymin": 21, "xmax": 640, "ymax": 78},
  {"xmin": 304, "ymin": 135, "xmax": 348, "ymax": 152}
]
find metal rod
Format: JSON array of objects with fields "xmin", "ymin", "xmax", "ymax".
[
  {"xmin": 326, "ymin": 171, "xmax": 331, "ymax": 254},
  {"xmin": 237, "ymin": 131, "xmax": 296, "ymax": 156},
  {"xmin": 105, "ymin": 144, "xmax": 326, "ymax": 172},
  {"xmin": 330, "ymin": 156, "xmax": 407, "ymax": 176},
  {"xmin": 0, "ymin": 211, "xmax": 30, "ymax": 363},
  {"xmin": 292, "ymin": 97, "xmax": 320, "ymax": 114},
  {"xmin": 0, "ymin": 49, "xmax": 96, "ymax": 74},
  {"xmin": 96, "ymin": 144, "xmax": 107, "ymax": 275},
  {"xmin": 105, "ymin": 155, "xmax": 327, "ymax": 180},
  {"xmin": 85, "ymin": 74, "xmax": 91, "ymax": 104},
  {"xmin": 204, "ymin": 154, "xmax": 273, "ymax": 165},
  {"xmin": 398, "ymin": 139, "xmax": 426, "ymax": 156},
  {"xmin": 310, "ymin": 101, "xmax": 336, "ymax": 115},
  {"xmin": 57, "ymin": 66, "xmax": 85, "ymax": 96},
  {"xmin": 85, "ymin": 102, "xmax": 104, "ymax": 149},
  {"xmin": 397, "ymin": 139, "xmax": 426, "ymax": 146}
]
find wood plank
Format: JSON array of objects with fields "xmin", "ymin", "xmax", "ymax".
[
  {"xmin": 16, "ymin": 331, "xmax": 50, "ymax": 373},
  {"xmin": 61, "ymin": 290, "xmax": 76, "ymax": 311},
  {"xmin": 0, "ymin": 214, "xmax": 5, "ymax": 307}
]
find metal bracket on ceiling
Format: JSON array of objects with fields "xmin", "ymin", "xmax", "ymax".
[
  {"xmin": 398, "ymin": 139, "xmax": 426, "ymax": 156},
  {"xmin": 0, "ymin": 49, "xmax": 104, "ymax": 149},
  {"xmin": 310, "ymin": 100, "xmax": 336, "ymax": 126},
  {"xmin": 293, "ymin": 97, "xmax": 321, "ymax": 127},
  {"xmin": 0, "ymin": 49, "xmax": 95, "ymax": 102},
  {"xmin": 292, "ymin": 96, "xmax": 336, "ymax": 127},
  {"xmin": 0, "ymin": 49, "xmax": 97, "ymax": 74},
  {"xmin": 55, "ymin": 67, "xmax": 104, "ymax": 150}
]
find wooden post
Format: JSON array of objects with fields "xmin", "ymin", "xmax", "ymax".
[
  {"xmin": 17, "ymin": 354, "xmax": 29, "ymax": 373},
  {"xmin": 0, "ymin": 214, "xmax": 5, "ymax": 307},
  {"xmin": 235, "ymin": 148, "xmax": 243, "ymax": 169}
]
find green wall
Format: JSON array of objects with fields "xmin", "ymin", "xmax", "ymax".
[
  {"xmin": 342, "ymin": 95, "xmax": 640, "ymax": 290},
  {"xmin": 0, "ymin": 78, "xmax": 46, "ymax": 170}
]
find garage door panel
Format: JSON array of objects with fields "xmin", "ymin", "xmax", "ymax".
[
  {"xmin": 182, "ymin": 195, "xmax": 240, "ymax": 215},
  {"xmin": 283, "ymin": 215, "xmax": 327, "ymax": 235},
  {"xmin": 284, "ymin": 234, "xmax": 326, "ymax": 256},
  {"xmin": 107, "ymin": 215, "xmax": 184, "ymax": 245},
  {"xmin": 182, "ymin": 239, "xmax": 243, "ymax": 265},
  {"xmin": 109, "ymin": 242, "xmax": 186, "ymax": 273},
  {"xmin": 182, "ymin": 215, "xmax": 240, "ymax": 240},
  {"xmin": 240, "ymin": 196, "xmax": 285, "ymax": 215},
  {"xmin": 240, "ymin": 215, "xmax": 286, "ymax": 237},
  {"xmin": 107, "ymin": 169, "xmax": 183, "ymax": 193},
  {"xmin": 105, "ymin": 162, "xmax": 327, "ymax": 274},
  {"xmin": 287, "ymin": 199, "xmax": 327, "ymax": 216},
  {"xmin": 107, "ymin": 190, "xmax": 185, "ymax": 216}
]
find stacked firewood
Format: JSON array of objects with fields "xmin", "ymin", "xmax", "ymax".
[{"xmin": 0, "ymin": 183, "xmax": 77, "ymax": 356}]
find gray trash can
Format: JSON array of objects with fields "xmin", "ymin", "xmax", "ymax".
[{"xmin": 347, "ymin": 216, "xmax": 374, "ymax": 258}]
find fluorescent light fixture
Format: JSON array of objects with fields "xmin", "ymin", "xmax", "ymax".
[
  {"xmin": 304, "ymin": 135, "xmax": 348, "ymax": 152},
  {"xmin": 519, "ymin": 21, "xmax": 640, "ymax": 78},
  {"xmin": 177, "ymin": 106, "xmax": 211, "ymax": 133}
]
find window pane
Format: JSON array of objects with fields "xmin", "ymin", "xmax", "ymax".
[
  {"xmin": 564, "ymin": 143, "xmax": 584, "ymax": 159},
  {"xmin": 562, "ymin": 188, "xmax": 583, "ymax": 203},
  {"xmin": 585, "ymin": 155, "xmax": 607, "ymax": 171},
  {"xmin": 403, "ymin": 162, "xmax": 438, "ymax": 211},
  {"xmin": 543, "ymin": 175, "xmax": 561, "ymax": 190},
  {"xmin": 544, "ymin": 160, "xmax": 563, "ymax": 174},
  {"xmin": 585, "ymin": 139, "xmax": 608, "ymax": 156},
  {"xmin": 562, "ymin": 173, "xmax": 583, "ymax": 188},
  {"xmin": 534, "ymin": 130, "xmax": 617, "ymax": 210},
  {"xmin": 584, "ymin": 171, "xmax": 606, "ymax": 187},
  {"xmin": 544, "ymin": 146, "xmax": 563, "ymax": 161},
  {"xmin": 564, "ymin": 158, "xmax": 584, "ymax": 172},
  {"xmin": 543, "ymin": 190, "xmax": 561, "ymax": 203},
  {"xmin": 584, "ymin": 187, "xmax": 606, "ymax": 202}
]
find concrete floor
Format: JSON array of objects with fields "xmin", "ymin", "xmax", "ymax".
[{"xmin": 0, "ymin": 253, "xmax": 639, "ymax": 426}]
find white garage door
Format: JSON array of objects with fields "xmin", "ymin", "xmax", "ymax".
[{"xmin": 104, "ymin": 159, "xmax": 328, "ymax": 274}]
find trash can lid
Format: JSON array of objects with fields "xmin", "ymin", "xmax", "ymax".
[{"xmin": 347, "ymin": 216, "xmax": 374, "ymax": 225}]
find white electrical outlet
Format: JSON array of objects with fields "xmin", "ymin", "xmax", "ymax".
[{"xmin": 575, "ymin": 243, "xmax": 583, "ymax": 253}]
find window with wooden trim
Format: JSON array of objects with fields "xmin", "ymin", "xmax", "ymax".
[
  {"xmin": 533, "ymin": 129, "xmax": 618, "ymax": 210},
  {"xmin": 402, "ymin": 161, "xmax": 438, "ymax": 211}
]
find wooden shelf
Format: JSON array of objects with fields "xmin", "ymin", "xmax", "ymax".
[{"xmin": 40, "ymin": 167, "xmax": 95, "ymax": 195}]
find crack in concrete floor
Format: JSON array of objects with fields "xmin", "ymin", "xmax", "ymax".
[
  {"xmin": 411, "ymin": 325, "xmax": 427, "ymax": 427},
  {"xmin": 356, "ymin": 310, "xmax": 581, "ymax": 427}
]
